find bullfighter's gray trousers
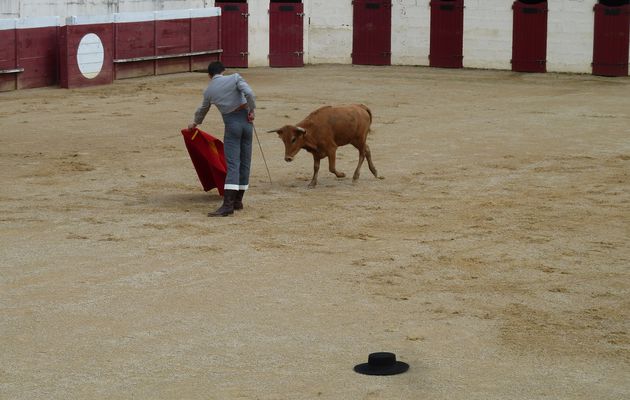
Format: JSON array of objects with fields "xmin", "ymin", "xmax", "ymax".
[{"xmin": 221, "ymin": 108, "xmax": 253, "ymax": 191}]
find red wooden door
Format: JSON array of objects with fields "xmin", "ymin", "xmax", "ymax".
[
  {"xmin": 512, "ymin": 1, "xmax": 548, "ymax": 73},
  {"xmin": 269, "ymin": 2, "xmax": 304, "ymax": 67},
  {"xmin": 592, "ymin": 3, "xmax": 630, "ymax": 77},
  {"xmin": 352, "ymin": 0, "xmax": 392, "ymax": 65},
  {"xmin": 217, "ymin": 2, "xmax": 249, "ymax": 68},
  {"xmin": 429, "ymin": 0, "xmax": 464, "ymax": 68}
]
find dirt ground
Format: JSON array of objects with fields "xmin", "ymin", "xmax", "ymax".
[{"xmin": 1, "ymin": 65, "xmax": 629, "ymax": 399}]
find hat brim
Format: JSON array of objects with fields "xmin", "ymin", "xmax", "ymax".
[{"xmin": 353, "ymin": 361, "xmax": 409, "ymax": 376}]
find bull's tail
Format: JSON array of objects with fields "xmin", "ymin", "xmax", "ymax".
[
  {"xmin": 358, "ymin": 104, "xmax": 373, "ymax": 135},
  {"xmin": 359, "ymin": 104, "xmax": 372, "ymax": 124}
]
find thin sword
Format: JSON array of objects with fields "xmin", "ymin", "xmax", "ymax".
[{"xmin": 253, "ymin": 123, "xmax": 272, "ymax": 184}]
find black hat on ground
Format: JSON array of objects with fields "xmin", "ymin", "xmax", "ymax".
[{"xmin": 354, "ymin": 352, "xmax": 409, "ymax": 376}]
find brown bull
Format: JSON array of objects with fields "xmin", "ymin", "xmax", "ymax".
[{"xmin": 268, "ymin": 104, "xmax": 379, "ymax": 188}]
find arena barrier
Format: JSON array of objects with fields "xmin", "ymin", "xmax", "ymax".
[
  {"xmin": 0, "ymin": 8, "xmax": 221, "ymax": 91},
  {"xmin": 0, "ymin": 17, "xmax": 60, "ymax": 91}
]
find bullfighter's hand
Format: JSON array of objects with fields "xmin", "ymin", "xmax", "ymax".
[
  {"xmin": 188, "ymin": 123, "xmax": 197, "ymax": 131},
  {"xmin": 247, "ymin": 111, "xmax": 255, "ymax": 123}
]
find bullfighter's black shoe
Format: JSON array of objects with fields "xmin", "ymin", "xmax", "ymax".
[
  {"xmin": 208, "ymin": 189, "xmax": 236, "ymax": 217},
  {"xmin": 234, "ymin": 190, "xmax": 245, "ymax": 210}
]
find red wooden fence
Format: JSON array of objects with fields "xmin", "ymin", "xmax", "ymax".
[
  {"xmin": 114, "ymin": 9, "xmax": 220, "ymax": 81},
  {"xmin": 0, "ymin": 20, "xmax": 18, "ymax": 91},
  {"xmin": 113, "ymin": 12, "xmax": 155, "ymax": 79},
  {"xmin": 0, "ymin": 17, "xmax": 60, "ymax": 91},
  {"xmin": 0, "ymin": 8, "xmax": 221, "ymax": 91}
]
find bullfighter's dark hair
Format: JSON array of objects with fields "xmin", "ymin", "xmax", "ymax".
[{"xmin": 208, "ymin": 61, "xmax": 226, "ymax": 77}]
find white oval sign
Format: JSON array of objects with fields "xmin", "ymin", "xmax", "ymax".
[{"xmin": 77, "ymin": 33, "xmax": 104, "ymax": 79}]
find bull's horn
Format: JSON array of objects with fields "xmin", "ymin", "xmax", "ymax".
[
  {"xmin": 267, "ymin": 128, "xmax": 281, "ymax": 133},
  {"xmin": 296, "ymin": 127, "xmax": 306, "ymax": 133}
]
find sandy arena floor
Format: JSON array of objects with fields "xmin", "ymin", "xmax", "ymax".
[{"xmin": 1, "ymin": 65, "xmax": 629, "ymax": 399}]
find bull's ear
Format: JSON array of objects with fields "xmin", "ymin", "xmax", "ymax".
[{"xmin": 295, "ymin": 127, "xmax": 306, "ymax": 136}]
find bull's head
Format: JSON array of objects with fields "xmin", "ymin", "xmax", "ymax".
[{"xmin": 267, "ymin": 125, "xmax": 307, "ymax": 162}]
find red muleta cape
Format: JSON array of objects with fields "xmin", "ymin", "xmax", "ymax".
[{"xmin": 181, "ymin": 128, "xmax": 227, "ymax": 196}]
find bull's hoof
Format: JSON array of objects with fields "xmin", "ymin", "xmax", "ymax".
[{"xmin": 335, "ymin": 172, "xmax": 346, "ymax": 178}]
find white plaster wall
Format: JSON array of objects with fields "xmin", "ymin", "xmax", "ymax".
[
  {"xmin": 235, "ymin": 0, "xmax": 354, "ymax": 67},
  {"xmin": 0, "ymin": 0, "xmax": 619, "ymax": 74},
  {"xmin": 547, "ymin": 0, "xmax": 594, "ymax": 73},
  {"xmin": 392, "ymin": 0, "xmax": 430, "ymax": 66},
  {"xmin": 246, "ymin": 0, "xmax": 270, "ymax": 67},
  {"xmin": 0, "ymin": 0, "xmax": 21, "ymax": 18},
  {"xmin": 464, "ymin": 0, "xmax": 513, "ymax": 70},
  {"xmin": 0, "ymin": 0, "xmax": 207, "ymax": 18},
  {"xmin": 306, "ymin": 0, "xmax": 352, "ymax": 64}
]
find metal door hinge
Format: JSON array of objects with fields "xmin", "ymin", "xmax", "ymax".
[
  {"xmin": 294, "ymin": 51, "xmax": 304, "ymax": 56},
  {"xmin": 241, "ymin": 13, "xmax": 249, "ymax": 18},
  {"xmin": 297, "ymin": 13, "xmax": 305, "ymax": 17}
]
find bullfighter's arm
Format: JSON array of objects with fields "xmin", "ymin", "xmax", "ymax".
[
  {"xmin": 193, "ymin": 89, "xmax": 212, "ymax": 126},
  {"xmin": 235, "ymin": 74, "xmax": 256, "ymax": 113}
]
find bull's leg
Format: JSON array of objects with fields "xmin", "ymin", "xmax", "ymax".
[
  {"xmin": 353, "ymin": 145, "xmax": 366, "ymax": 181},
  {"xmin": 308, "ymin": 156, "xmax": 321, "ymax": 188},
  {"xmin": 327, "ymin": 150, "xmax": 346, "ymax": 179},
  {"xmin": 365, "ymin": 144, "xmax": 379, "ymax": 178}
]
